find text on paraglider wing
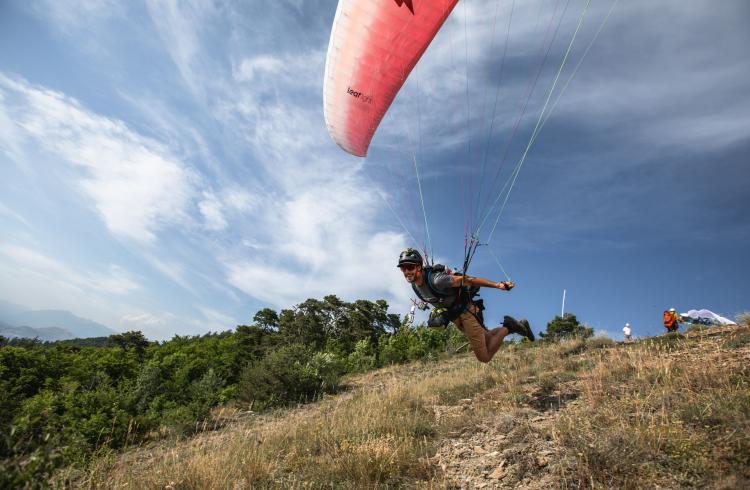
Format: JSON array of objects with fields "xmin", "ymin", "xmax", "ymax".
[{"xmin": 347, "ymin": 87, "xmax": 373, "ymax": 104}]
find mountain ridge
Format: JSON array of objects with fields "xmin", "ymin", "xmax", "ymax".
[{"xmin": 0, "ymin": 300, "xmax": 116, "ymax": 340}]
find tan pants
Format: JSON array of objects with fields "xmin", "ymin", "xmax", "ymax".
[{"xmin": 452, "ymin": 310, "xmax": 488, "ymax": 361}]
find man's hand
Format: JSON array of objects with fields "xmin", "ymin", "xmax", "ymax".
[{"xmin": 498, "ymin": 281, "xmax": 514, "ymax": 291}]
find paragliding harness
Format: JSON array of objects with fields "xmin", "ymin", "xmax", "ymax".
[
  {"xmin": 663, "ymin": 310, "xmax": 679, "ymax": 332},
  {"xmin": 412, "ymin": 264, "xmax": 486, "ymax": 329}
]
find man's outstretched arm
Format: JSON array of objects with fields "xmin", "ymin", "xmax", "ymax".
[{"xmin": 449, "ymin": 274, "xmax": 514, "ymax": 290}]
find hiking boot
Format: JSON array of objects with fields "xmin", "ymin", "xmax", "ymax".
[
  {"xmin": 503, "ymin": 315, "xmax": 535, "ymax": 341},
  {"xmin": 520, "ymin": 319, "xmax": 535, "ymax": 341}
]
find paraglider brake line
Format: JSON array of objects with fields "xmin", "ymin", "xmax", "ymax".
[{"xmin": 486, "ymin": 246, "xmax": 512, "ymax": 282}]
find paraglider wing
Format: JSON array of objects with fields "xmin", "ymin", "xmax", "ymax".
[
  {"xmin": 323, "ymin": 0, "xmax": 458, "ymax": 157},
  {"xmin": 680, "ymin": 309, "xmax": 735, "ymax": 326}
]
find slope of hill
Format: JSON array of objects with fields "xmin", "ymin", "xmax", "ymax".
[{"xmin": 77, "ymin": 327, "xmax": 750, "ymax": 489}]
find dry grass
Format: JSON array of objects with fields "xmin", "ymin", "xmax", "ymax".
[
  {"xmin": 75, "ymin": 357, "xmax": 505, "ymax": 489},
  {"xmin": 553, "ymin": 335, "xmax": 750, "ymax": 489},
  {"xmin": 68, "ymin": 333, "xmax": 750, "ymax": 489}
]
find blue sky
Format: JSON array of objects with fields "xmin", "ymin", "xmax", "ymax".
[{"xmin": 1, "ymin": 0, "xmax": 748, "ymax": 341}]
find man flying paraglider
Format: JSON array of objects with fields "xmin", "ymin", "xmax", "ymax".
[
  {"xmin": 322, "ymin": 1, "xmax": 543, "ymax": 364},
  {"xmin": 398, "ymin": 248, "xmax": 534, "ymax": 363}
]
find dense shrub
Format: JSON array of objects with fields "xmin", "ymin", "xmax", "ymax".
[
  {"xmin": 379, "ymin": 325, "xmax": 454, "ymax": 364},
  {"xmin": 237, "ymin": 343, "xmax": 331, "ymax": 409}
]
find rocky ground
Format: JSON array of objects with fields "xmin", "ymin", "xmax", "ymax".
[{"xmin": 431, "ymin": 383, "xmax": 580, "ymax": 488}]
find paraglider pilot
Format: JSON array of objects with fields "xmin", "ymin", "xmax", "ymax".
[{"xmin": 398, "ymin": 248, "xmax": 534, "ymax": 363}]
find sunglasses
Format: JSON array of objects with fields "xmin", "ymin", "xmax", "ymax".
[{"xmin": 399, "ymin": 264, "xmax": 418, "ymax": 271}]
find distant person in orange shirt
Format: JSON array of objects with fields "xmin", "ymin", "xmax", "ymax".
[{"xmin": 663, "ymin": 308, "xmax": 682, "ymax": 332}]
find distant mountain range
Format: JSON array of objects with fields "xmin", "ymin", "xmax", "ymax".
[{"xmin": 0, "ymin": 299, "xmax": 116, "ymax": 341}]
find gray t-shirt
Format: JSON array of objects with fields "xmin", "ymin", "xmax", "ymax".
[{"xmin": 412, "ymin": 271, "xmax": 458, "ymax": 307}]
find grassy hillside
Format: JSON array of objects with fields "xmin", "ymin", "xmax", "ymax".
[{"xmin": 74, "ymin": 328, "xmax": 750, "ymax": 489}]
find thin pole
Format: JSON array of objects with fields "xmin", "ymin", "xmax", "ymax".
[{"xmin": 561, "ymin": 289, "xmax": 566, "ymax": 317}]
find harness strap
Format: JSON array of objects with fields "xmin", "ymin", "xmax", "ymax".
[{"xmin": 412, "ymin": 268, "xmax": 471, "ymax": 320}]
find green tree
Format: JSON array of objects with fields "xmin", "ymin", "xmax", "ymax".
[
  {"xmin": 253, "ymin": 308, "xmax": 279, "ymax": 331},
  {"xmin": 108, "ymin": 331, "xmax": 150, "ymax": 356},
  {"xmin": 539, "ymin": 313, "xmax": 593, "ymax": 341}
]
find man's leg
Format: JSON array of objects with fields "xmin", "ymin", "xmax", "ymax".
[
  {"xmin": 485, "ymin": 326, "xmax": 510, "ymax": 359},
  {"xmin": 454, "ymin": 312, "xmax": 505, "ymax": 363}
]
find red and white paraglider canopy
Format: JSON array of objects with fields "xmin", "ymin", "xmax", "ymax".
[{"xmin": 323, "ymin": 0, "xmax": 458, "ymax": 157}]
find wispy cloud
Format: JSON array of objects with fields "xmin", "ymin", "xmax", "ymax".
[
  {"xmin": 196, "ymin": 306, "xmax": 239, "ymax": 332},
  {"xmin": 0, "ymin": 74, "xmax": 199, "ymax": 244},
  {"xmin": 233, "ymin": 55, "xmax": 284, "ymax": 82},
  {"xmin": 0, "ymin": 242, "xmax": 139, "ymax": 297},
  {"xmin": 0, "ymin": 202, "xmax": 33, "ymax": 229}
]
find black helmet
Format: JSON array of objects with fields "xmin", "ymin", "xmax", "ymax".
[{"xmin": 397, "ymin": 248, "xmax": 423, "ymax": 268}]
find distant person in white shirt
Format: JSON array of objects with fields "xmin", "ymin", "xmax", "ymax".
[{"xmin": 623, "ymin": 323, "xmax": 632, "ymax": 342}]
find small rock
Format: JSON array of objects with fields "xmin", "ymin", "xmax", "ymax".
[
  {"xmin": 489, "ymin": 466, "xmax": 505, "ymax": 479},
  {"xmin": 460, "ymin": 398, "xmax": 473, "ymax": 405},
  {"xmin": 474, "ymin": 446, "xmax": 487, "ymax": 454}
]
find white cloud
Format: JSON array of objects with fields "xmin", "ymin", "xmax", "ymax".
[
  {"xmin": 233, "ymin": 55, "xmax": 284, "ymax": 82},
  {"xmin": 89, "ymin": 265, "xmax": 140, "ymax": 295},
  {"xmin": 0, "ymin": 242, "xmax": 139, "ymax": 296},
  {"xmin": 197, "ymin": 189, "xmax": 258, "ymax": 231},
  {"xmin": 143, "ymin": 0, "xmax": 217, "ymax": 97},
  {"xmin": 120, "ymin": 312, "xmax": 164, "ymax": 327},
  {"xmin": 198, "ymin": 192, "xmax": 227, "ymax": 231},
  {"xmin": 0, "ymin": 74, "xmax": 198, "ymax": 243},
  {"xmin": 120, "ymin": 307, "xmax": 237, "ymax": 340},
  {"xmin": 224, "ymin": 188, "xmax": 257, "ymax": 212},
  {"xmin": 0, "ymin": 92, "xmax": 28, "ymax": 167},
  {"xmin": 33, "ymin": 0, "xmax": 123, "ymax": 31},
  {"xmin": 0, "ymin": 203, "xmax": 33, "ymax": 229},
  {"xmin": 0, "ymin": 243, "xmax": 69, "ymax": 277},
  {"xmin": 119, "ymin": 310, "xmax": 182, "ymax": 340},
  {"xmin": 197, "ymin": 306, "xmax": 239, "ymax": 331}
]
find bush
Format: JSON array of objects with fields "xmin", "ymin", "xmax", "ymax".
[
  {"xmin": 309, "ymin": 351, "xmax": 347, "ymax": 391},
  {"xmin": 586, "ymin": 335, "xmax": 616, "ymax": 350},
  {"xmin": 347, "ymin": 339, "xmax": 377, "ymax": 373},
  {"xmin": 540, "ymin": 314, "xmax": 593, "ymax": 341},
  {"xmin": 736, "ymin": 312, "xmax": 750, "ymax": 326},
  {"xmin": 237, "ymin": 344, "xmax": 338, "ymax": 410},
  {"xmin": 378, "ymin": 325, "xmax": 453, "ymax": 365}
]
